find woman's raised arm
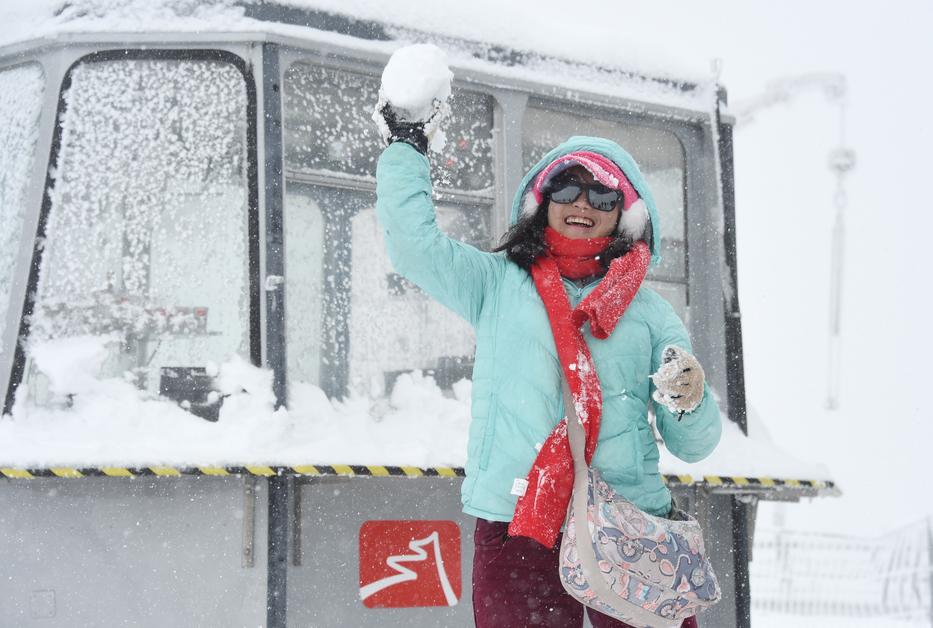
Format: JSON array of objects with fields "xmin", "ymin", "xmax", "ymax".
[{"xmin": 375, "ymin": 141, "xmax": 503, "ymax": 326}]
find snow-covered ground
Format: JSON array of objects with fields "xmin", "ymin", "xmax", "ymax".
[{"xmin": 753, "ymin": 615, "xmax": 929, "ymax": 628}]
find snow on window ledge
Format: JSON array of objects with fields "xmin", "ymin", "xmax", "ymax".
[
  {"xmin": 1, "ymin": 336, "xmax": 470, "ymax": 469},
  {"xmin": 1, "ymin": 337, "xmax": 830, "ymax": 482}
]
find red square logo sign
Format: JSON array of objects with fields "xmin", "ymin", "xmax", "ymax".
[{"xmin": 359, "ymin": 520, "xmax": 461, "ymax": 608}]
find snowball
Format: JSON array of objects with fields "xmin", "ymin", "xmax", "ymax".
[
  {"xmin": 374, "ymin": 43, "xmax": 454, "ymax": 152},
  {"xmin": 380, "ymin": 44, "xmax": 453, "ymax": 121}
]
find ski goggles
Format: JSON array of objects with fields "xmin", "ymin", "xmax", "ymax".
[{"xmin": 546, "ymin": 179, "xmax": 624, "ymax": 212}]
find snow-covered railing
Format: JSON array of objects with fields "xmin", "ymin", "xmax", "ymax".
[{"xmin": 751, "ymin": 519, "xmax": 933, "ymax": 622}]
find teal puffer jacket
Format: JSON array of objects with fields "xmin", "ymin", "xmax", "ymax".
[{"xmin": 375, "ymin": 137, "xmax": 721, "ymax": 522}]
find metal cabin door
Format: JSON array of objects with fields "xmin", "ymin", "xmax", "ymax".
[{"xmin": 286, "ymin": 474, "xmax": 475, "ymax": 627}]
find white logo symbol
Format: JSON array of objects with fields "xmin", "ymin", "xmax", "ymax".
[{"xmin": 359, "ymin": 531, "xmax": 458, "ymax": 606}]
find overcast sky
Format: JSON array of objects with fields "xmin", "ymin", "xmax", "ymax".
[
  {"xmin": 648, "ymin": 1, "xmax": 933, "ymax": 536},
  {"xmin": 600, "ymin": 1, "xmax": 932, "ymax": 537}
]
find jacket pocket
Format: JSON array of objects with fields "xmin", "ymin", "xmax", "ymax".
[
  {"xmin": 594, "ymin": 422, "xmax": 644, "ymax": 486},
  {"xmin": 478, "ymin": 404, "xmax": 498, "ymax": 471}
]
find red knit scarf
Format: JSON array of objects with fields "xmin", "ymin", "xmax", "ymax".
[
  {"xmin": 507, "ymin": 235, "xmax": 652, "ymax": 548},
  {"xmin": 543, "ymin": 227, "xmax": 612, "ymax": 279}
]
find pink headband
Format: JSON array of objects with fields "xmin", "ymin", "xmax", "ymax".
[{"xmin": 531, "ymin": 151, "xmax": 639, "ymax": 210}]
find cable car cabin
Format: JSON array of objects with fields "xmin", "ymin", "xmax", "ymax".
[{"xmin": 0, "ymin": 3, "xmax": 837, "ymax": 627}]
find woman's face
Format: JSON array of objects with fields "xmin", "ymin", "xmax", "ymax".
[{"xmin": 546, "ymin": 166, "xmax": 620, "ymax": 239}]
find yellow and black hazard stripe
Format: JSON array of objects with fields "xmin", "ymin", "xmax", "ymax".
[
  {"xmin": 0, "ymin": 465, "xmax": 834, "ymax": 492},
  {"xmin": 0, "ymin": 464, "xmax": 467, "ymax": 480},
  {"xmin": 663, "ymin": 474, "xmax": 836, "ymax": 492}
]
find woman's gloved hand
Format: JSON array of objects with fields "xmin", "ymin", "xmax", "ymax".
[
  {"xmin": 650, "ymin": 345, "xmax": 705, "ymax": 417},
  {"xmin": 374, "ymin": 102, "xmax": 432, "ymax": 155}
]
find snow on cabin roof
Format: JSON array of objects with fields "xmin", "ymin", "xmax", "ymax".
[
  {"xmin": 263, "ymin": 0, "xmax": 714, "ymax": 82},
  {"xmin": 0, "ymin": 0, "xmax": 720, "ymax": 114}
]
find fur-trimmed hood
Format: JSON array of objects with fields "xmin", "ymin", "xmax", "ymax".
[{"xmin": 510, "ymin": 136, "xmax": 663, "ymax": 268}]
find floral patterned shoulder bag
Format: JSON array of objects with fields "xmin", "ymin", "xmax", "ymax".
[{"xmin": 559, "ymin": 381, "xmax": 722, "ymax": 627}]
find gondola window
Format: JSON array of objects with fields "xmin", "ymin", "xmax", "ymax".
[
  {"xmin": 22, "ymin": 58, "xmax": 251, "ymax": 413},
  {"xmin": 282, "ymin": 62, "xmax": 494, "ymax": 400}
]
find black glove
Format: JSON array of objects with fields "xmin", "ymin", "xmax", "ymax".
[{"xmin": 377, "ymin": 103, "xmax": 429, "ymax": 155}]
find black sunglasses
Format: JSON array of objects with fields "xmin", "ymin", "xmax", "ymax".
[{"xmin": 546, "ymin": 179, "xmax": 623, "ymax": 212}]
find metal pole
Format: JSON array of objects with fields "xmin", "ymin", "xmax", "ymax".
[
  {"xmin": 261, "ymin": 42, "xmax": 290, "ymax": 628},
  {"xmin": 825, "ymin": 144, "xmax": 855, "ymax": 410},
  {"xmin": 732, "ymin": 496, "xmax": 752, "ymax": 628},
  {"xmin": 267, "ymin": 476, "xmax": 290, "ymax": 628}
]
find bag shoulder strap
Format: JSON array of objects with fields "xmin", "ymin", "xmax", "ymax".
[{"xmin": 562, "ymin": 380, "xmax": 590, "ymax": 486}]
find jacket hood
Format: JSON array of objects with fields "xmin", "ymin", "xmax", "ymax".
[{"xmin": 510, "ymin": 136, "xmax": 663, "ymax": 267}]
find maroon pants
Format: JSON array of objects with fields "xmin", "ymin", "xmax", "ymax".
[{"xmin": 472, "ymin": 519, "xmax": 699, "ymax": 628}]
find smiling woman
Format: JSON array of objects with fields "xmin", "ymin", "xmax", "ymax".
[
  {"xmin": 373, "ymin": 41, "xmax": 722, "ymax": 624},
  {"xmin": 545, "ymin": 167, "xmax": 622, "ymax": 239}
]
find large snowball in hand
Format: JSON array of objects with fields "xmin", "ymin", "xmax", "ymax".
[{"xmin": 380, "ymin": 44, "xmax": 453, "ymax": 122}]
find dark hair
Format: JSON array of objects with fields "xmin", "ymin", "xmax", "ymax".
[
  {"xmin": 494, "ymin": 198, "xmax": 642, "ymax": 272},
  {"xmin": 492, "ymin": 202, "xmax": 549, "ymax": 270}
]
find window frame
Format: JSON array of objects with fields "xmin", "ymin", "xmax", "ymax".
[
  {"xmin": 0, "ymin": 59, "xmax": 47, "ymax": 413},
  {"xmin": 277, "ymin": 49, "xmax": 500, "ymax": 399},
  {"xmin": 2, "ymin": 48, "xmax": 262, "ymax": 415}
]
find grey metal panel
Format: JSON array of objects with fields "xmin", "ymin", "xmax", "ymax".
[
  {"xmin": 288, "ymin": 476, "xmax": 475, "ymax": 627},
  {"xmin": 671, "ymin": 487, "xmax": 738, "ymax": 628},
  {"xmin": 289, "ymin": 478, "xmax": 743, "ymax": 628},
  {"xmin": 491, "ymin": 89, "xmax": 529, "ymax": 238},
  {"xmin": 709, "ymin": 493, "xmax": 741, "ymax": 628},
  {"xmin": 0, "ymin": 477, "xmax": 268, "ymax": 627}
]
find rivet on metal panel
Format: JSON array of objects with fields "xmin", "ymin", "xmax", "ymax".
[
  {"xmin": 29, "ymin": 589, "xmax": 56, "ymax": 619},
  {"xmin": 242, "ymin": 476, "xmax": 257, "ymax": 568}
]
